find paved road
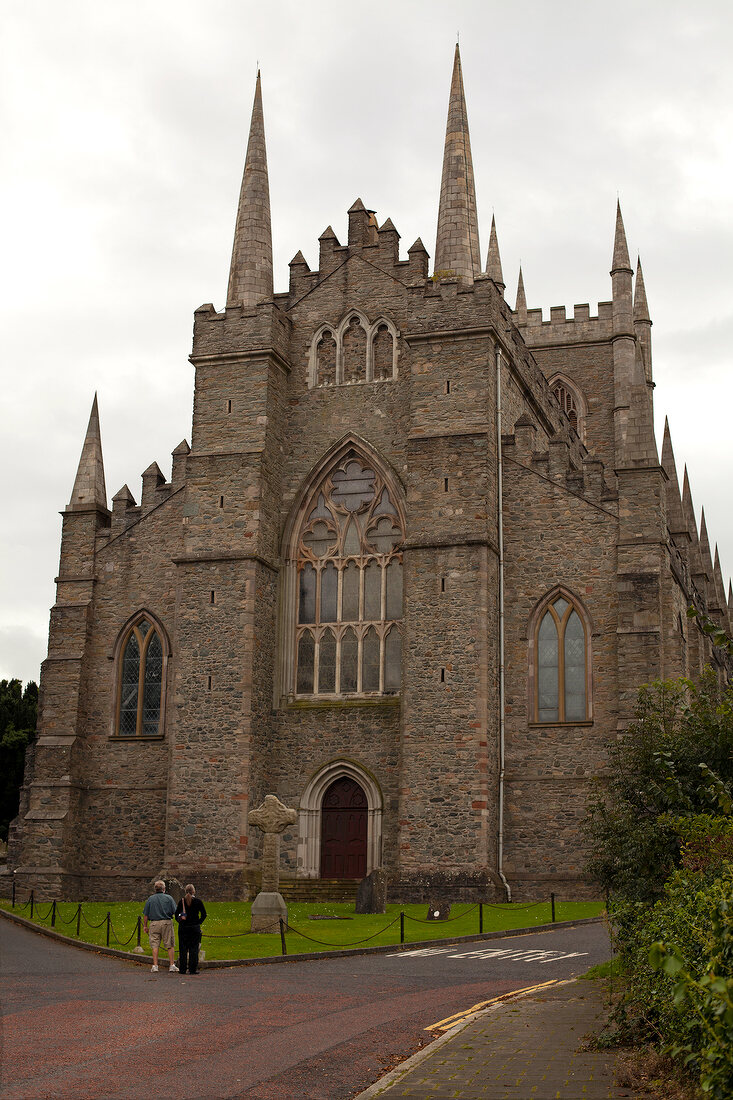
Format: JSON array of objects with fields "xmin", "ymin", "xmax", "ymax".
[{"xmin": 0, "ymin": 918, "xmax": 612, "ymax": 1099}]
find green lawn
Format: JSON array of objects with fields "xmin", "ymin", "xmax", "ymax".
[{"xmin": 0, "ymin": 897, "xmax": 604, "ymax": 961}]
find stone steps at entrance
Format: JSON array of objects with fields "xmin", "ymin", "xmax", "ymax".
[{"xmin": 278, "ymin": 878, "xmax": 359, "ymax": 903}]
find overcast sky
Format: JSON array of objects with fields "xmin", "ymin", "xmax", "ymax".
[{"xmin": 2, "ymin": 0, "xmax": 732, "ymax": 685}]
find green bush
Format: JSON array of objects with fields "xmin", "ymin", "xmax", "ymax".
[
  {"xmin": 650, "ymin": 887, "xmax": 733, "ymax": 1099},
  {"xmin": 585, "ymin": 673, "xmax": 733, "ymax": 902},
  {"xmin": 609, "ymin": 813, "xmax": 733, "ymax": 1096}
]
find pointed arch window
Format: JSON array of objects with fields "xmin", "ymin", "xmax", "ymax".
[
  {"xmin": 114, "ymin": 615, "xmax": 167, "ymax": 737},
  {"xmin": 549, "ymin": 375, "xmax": 586, "ymax": 442},
  {"xmin": 290, "ymin": 449, "xmax": 403, "ymax": 697},
  {"xmin": 532, "ymin": 591, "xmax": 591, "ymax": 723}
]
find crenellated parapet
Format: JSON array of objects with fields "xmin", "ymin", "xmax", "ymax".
[{"xmin": 516, "ymin": 301, "xmax": 615, "ymax": 347}]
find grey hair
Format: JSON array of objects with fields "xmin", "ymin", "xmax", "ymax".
[
  {"xmin": 184, "ymin": 884, "xmax": 196, "ymax": 896},
  {"xmin": 154, "ymin": 880, "xmax": 166, "ymax": 892}
]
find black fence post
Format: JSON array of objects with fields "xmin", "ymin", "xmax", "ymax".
[
  {"xmin": 30, "ymin": 890, "xmax": 34, "ymax": 920},
  {"xmin": 400, "ymin": 911, "xmax": 405, "ymax": 945},
  {"xmin": 551, "ymin": 893, "xmax": 556, "ymax": 923},
  {"xmin": 279, "ymin": 918, "xmax": 287, "ymax": 956},
  {"xmin": 11, "ymin": 877, "xmax": 15, "ymax": 908},
  {"xmin": 106, "ymin": 912, "xmax": 111, "ymax": 947},
  {"xmin": 479, "ymin": 902, "xmax": 483, "ymax": 935},
  {"xmin": 76, "ymin": 904, "xmax": 81, "ymax": 938},
  {"xmin": 137, "ymin": 915, "xmax": 141, "ymax": 948},
  {"xmin": 51, "ymin": 900, "xmax": 57, "ymax": 927}
]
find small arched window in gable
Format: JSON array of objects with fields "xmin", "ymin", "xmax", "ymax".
[
  {"xmin": 372, "ymin": 323, "xmax": 394, "ymax": 381},
  {"xmin": 115, "ymin": 615, "xmax": 166, "ymax": 737},
  {"xmin": 533, "ymin": 592, "xmax": 590, "ymax": 723},
  {"xmin": 316, "ymin": 329, "xmax": 337, "ymax": 387},
  {"xmin": 342, "ymin": 316, "xmax": 367, "ymax": 384}
]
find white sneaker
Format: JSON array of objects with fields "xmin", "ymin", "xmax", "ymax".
[
  {"xmin": 151, "ymin": 965, "xmax": 158, "ymax": 972},
  {"xmin": 169, "ymin": 964, "xmax": 179, "ymax": 973}
]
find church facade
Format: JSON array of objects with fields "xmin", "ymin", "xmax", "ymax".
[{"xmin": 9, "ymin": 48, "xmax": 732, "ymax": 901}]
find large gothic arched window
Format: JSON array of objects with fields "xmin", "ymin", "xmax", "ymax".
[
  {"xmin": 291, "ymin": 450, "xmax": 403, "ymax": 697},
  {"xmin": 114, "ymin": 614, "xmax": 166, "ymax": 737},
  {"xmin": 531, "ymin": 590, "xmax": 591, "ymax": 723}
]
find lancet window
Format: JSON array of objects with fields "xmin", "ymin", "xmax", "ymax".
[
  {"xmin": 293, "ymin": 451, "xmax": 403, "ymax": 696},
  {"xmin": 549, "ymin": 375, "xmax": 585, "ymax": 441},
  {"xmin": 532, "ymin": 591, "xmax": 590, "ymax": 723},
  {"xmin": 310, "ymin": 313, "xmax": 398, "ymax": 388},
  {"xmin": 114, "ymin": 615, "xmax": 166, "ymax": 737}
]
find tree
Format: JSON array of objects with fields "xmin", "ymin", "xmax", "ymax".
[
  {"xmin": 0, "ymin": 679, "xmax": 38, "ymax": 843},
  {"xmin": 585, "ymin": 671, "xmax": 733, "ymax": 902}
]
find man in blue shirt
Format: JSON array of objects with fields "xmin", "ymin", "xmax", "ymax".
[{"xmin": 143, "ymin": 880, "xmax": 178, "ymax": 973}]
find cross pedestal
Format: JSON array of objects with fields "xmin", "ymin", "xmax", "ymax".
[{"xmin": 248, "ymin": 794, "xmax": 297, "ymax": 932}]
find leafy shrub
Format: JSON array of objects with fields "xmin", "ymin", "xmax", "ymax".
[
  {"xmin": 586, "ymin": 673, "xmax": 733, "ymax": 902},
  {"xmin": 649, "ymin": 886, "xmax": 733, "ymax": 1099}
]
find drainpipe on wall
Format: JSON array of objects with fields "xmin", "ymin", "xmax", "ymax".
[{"xmin": 496, "ymin": 346, "xmax": 512, "ymax": 902}]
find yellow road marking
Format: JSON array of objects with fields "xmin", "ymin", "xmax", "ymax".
[{"xmin": 425, "ymin": 979, "xmax": 560, "ymax": 1032}]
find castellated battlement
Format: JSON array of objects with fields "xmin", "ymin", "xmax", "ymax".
[
  {"xmin": 192, "ymin": 298, "xmax": 292, "ymax": 364},
  {"xmin": 517, "ymin": 301, "xmax": 614, "ymax": 347}
]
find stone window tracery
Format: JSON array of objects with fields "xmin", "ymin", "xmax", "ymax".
[
  {"xmin": 292, "ymin": 451, "xmax": 403, "ymax": 697},
  {"xmin": 114, "ymin": 614, "xmax": 166, "ymax": 737},
  {"xmin": 531, "ymin": 590, "xmax": 591, "ymax": 724},
  {"xmin": 309, "ymin": 313, "xmax": 399, "ymax": 387},
  {"xmin": 549, "ymin": 375, "xmax": 586, "ymax": 441}
]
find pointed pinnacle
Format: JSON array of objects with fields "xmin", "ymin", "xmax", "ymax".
[
  {"xmin": 68, "ymin": 394, "xmax": 107, "ymax": 511},
  {"xmin": 728, "ymin": 579, "xmax": 733, "ymax": 611},
  {"xmin": 634, "ymin": 255, "xmax": 650, "ymax": 322},
  {"xmin": 515, "ymin": 266, "xmax": 527, "ymax": 316},
  {"xmin": 227, "ymin": 70, "xmax": 273, "ymax": 308},
  {"xmin": 661, "ymin": 418, "xmax": 677, "ymax": 484},
  {"xmin": 486, "ymin": 214, "xmax": 504, "ymax": 289},
  {"xmin": 682, "ymin": 467, "xmax": 698, "ymax": 540},
  {"xmin": 434, "ymin": 44, "xmax": 481, "ymax": 282},
  {"xmin": 611, "ymin": 200, "xmax": 632, "ymax": 275}
]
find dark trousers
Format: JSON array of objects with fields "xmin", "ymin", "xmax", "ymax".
[{"xmin": 178, "ymin": 926, "xmax": 201, "ymax": 973}]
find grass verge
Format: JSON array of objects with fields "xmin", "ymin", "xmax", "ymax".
[{"xmin": 0, "ymin": 898, "xmax": 604, "ymax": 961}]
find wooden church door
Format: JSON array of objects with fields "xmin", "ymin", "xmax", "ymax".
[{"xmin": 320, "ymin": 777, "xmax": 367, "ymax": 879}]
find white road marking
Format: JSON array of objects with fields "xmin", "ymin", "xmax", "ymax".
[{"xmin": 386, "ymin": 946, "xmax": 588, "ymax": 964}]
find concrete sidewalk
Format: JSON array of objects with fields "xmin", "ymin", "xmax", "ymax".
[{"xmin": 355, "ymin": 979, "xmax": 634, "ymax": 1099}]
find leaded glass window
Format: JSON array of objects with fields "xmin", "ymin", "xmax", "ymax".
[
  {"xmin": 115, "ymin": 617, "xmax": 165, "ymax": 736},
  {"xmin": 294, "ymin": 451, "xmax": 403, "ymax": 696},
  {"xmin": 535, "ymin": 594, "xmax": 588, "ymax": 722}
]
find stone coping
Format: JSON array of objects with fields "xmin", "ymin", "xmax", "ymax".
[{"xmin": 0, "ymin": 905, "xmax": 604, "ymax": 968}]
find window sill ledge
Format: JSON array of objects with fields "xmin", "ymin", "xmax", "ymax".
[
  {"xmin": 282, "ymin": 695, "xmax": 400, "ymax": 711},
  {"xmin": 109, "ymin": 735, "xmax": 166, "ymax": 742},
  {"xmin": 527, "ymin": 720, "xmax": 594, "ymax": 728}
]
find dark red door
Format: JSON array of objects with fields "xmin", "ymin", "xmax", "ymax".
[{"xmin": 320, "ymin": 777, "xmax": 367, "ymax": 879}]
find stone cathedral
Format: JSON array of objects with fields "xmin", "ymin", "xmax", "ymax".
[{"xmin": 9, "ymin": 48, "xmax": 732, "ymax": 901}]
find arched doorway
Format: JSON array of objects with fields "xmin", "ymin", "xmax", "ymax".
[{"xmin": 320, "ymin": 777, "xmax": 367, "ymax": 879}]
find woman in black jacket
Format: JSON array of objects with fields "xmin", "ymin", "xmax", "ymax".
[{"xmin": 175, "ymin": 884, "xmax": 207, "ymax": 974}]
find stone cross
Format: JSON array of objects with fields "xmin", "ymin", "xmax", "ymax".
[{"xmin": 248, "ymin": 794, "xmax": 297, "ymax": 895}]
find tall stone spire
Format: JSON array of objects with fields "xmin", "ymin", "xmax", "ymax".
[
  {"xmin": 227, "ymin": 70, "xmax": 273, "ymax": 309},
  {"xmin": 434, "ymin": 44, "xmax": 481, "ymax": 284},
  {"xmin": 634, "ymin": 255, "xmax": 653, "ymax": 391},
  {"xmin": 68, "ymin": 394, "xmax": 107, "ymax": 511},
  {"xmin": 611, "ymin": 201, "xmax": 635, "ymax": 461},
  {"xmin": 661, "ymin": 418, "xmax": 686, "ymax": 537},
  {"xmin": 515, "ymin": 266, "xmax": 527, "ymax": 321},
  {"xmin": 485, "ymin": 214, "xmax": 504, "ymax": 292}
]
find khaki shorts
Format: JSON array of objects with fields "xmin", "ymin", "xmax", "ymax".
[{"xmin": 148, "ymin": 919, "xmax": 174, "ymax": 950}]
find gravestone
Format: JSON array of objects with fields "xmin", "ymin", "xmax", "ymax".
[
  {"xmin": 146, "ymin": 873, "xmax": 182, "ymax": 903},
  {"xmin": 248, "ymin": 794, "xmax": 297, "ymax": 932},
  {"xmin": 355, "ymin": 868, "xmax": 387, "ymax": 914},
  {"xmin": 426, "ymin": 902, "xmax": 451, "ymax": 921}
]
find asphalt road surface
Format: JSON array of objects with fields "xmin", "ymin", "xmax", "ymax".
[{"xmin": 0, "ymin": 917, "xmax": 613, "ymax": 1100}]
